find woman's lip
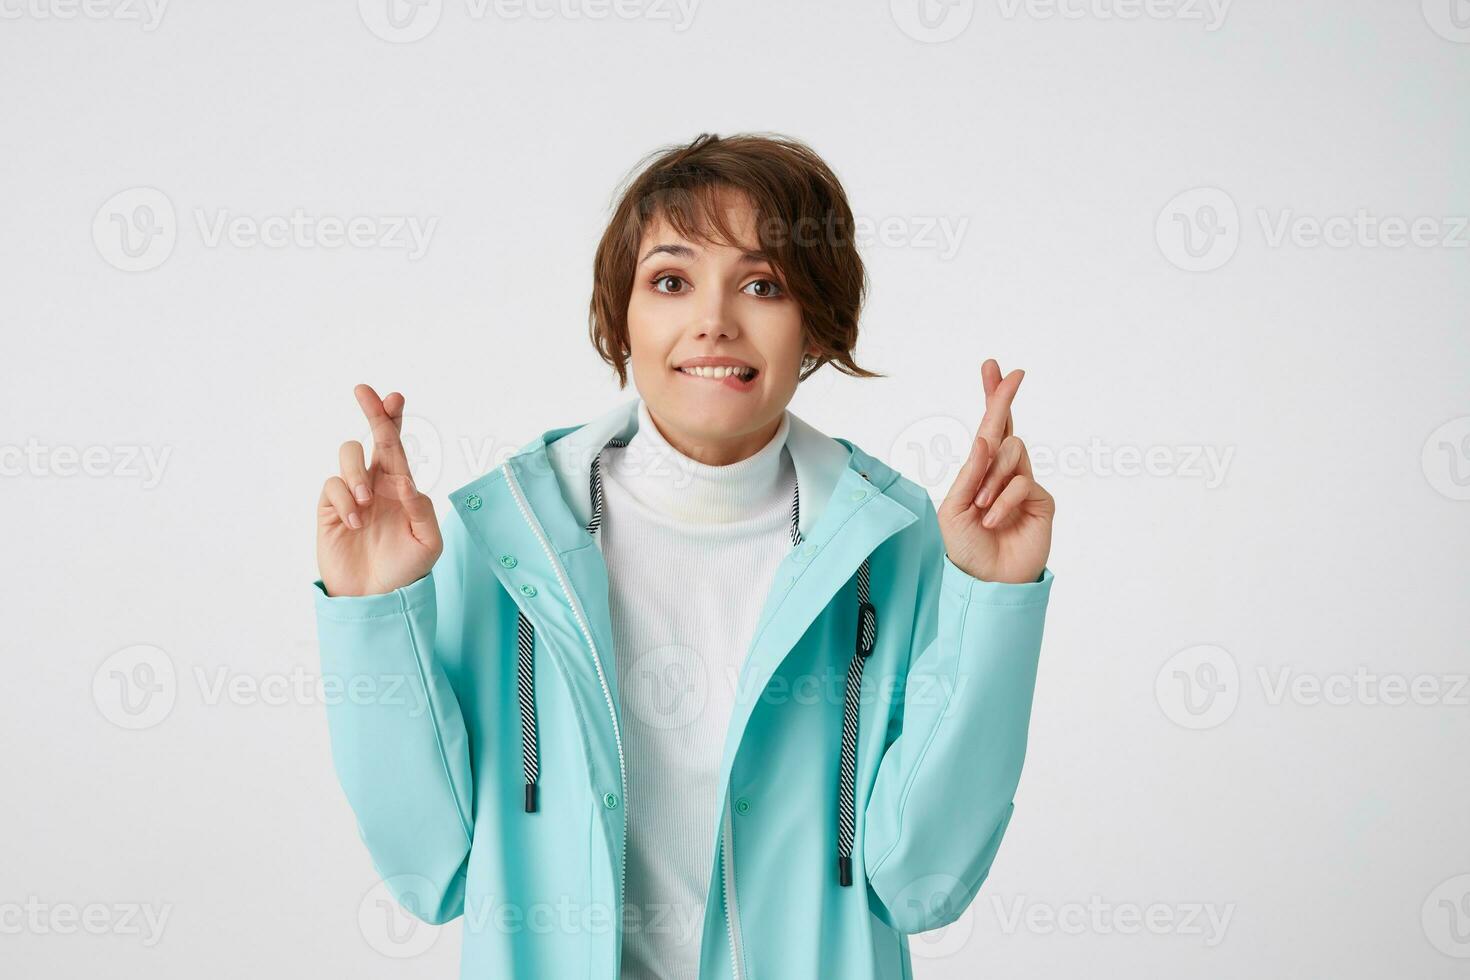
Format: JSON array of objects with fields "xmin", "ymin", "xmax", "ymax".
[
  {"xmin": 674, "ymin": 366, "xmax": 759, "ymax": 378},
  {"xmin": 674, "ymin": 366, "xmax": 760, "ymax": 391}
]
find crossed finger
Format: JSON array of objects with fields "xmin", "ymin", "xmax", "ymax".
[
  {"xmin": 979, "ymin": 358, "xmax": 1022, "ymax": 452},
  {"xmin": 939, "ymin": 358, "xmax": 1024, "ymax": 519},
  {"xmin": 974, "ymin": 435, "xmax": 1034, "ymax": 510},
  {"xmin": 355, "ymin": 383, "xmax": 411, "ymax": 478}
]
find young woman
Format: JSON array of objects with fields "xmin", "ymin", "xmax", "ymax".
[{"xmin": 313, "ymin": 133, "xmax": 1056, "ymax": 980}]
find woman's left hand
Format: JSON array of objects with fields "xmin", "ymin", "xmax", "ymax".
[{"xmin": 937, "ymin": 358, "xmax": 1055, "ymax": 584}]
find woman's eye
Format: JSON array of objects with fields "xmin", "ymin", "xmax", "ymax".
[
  {"xmin": 652, "ymin": 274, "xmax": 687, "ymax": 294},
  {"xmin": 742, "ymin": 278, "xmax": 783, "ymax": 299}
]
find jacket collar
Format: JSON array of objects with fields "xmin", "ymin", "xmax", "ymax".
[
  {"xmin": 543, "ymin": 394, "xmax": 860, "ymax": 539},
  {"xmin": 447, "ymin": 394, "xmax": 922, "ymax": 571}
]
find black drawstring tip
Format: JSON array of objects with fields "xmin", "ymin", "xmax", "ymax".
[
  {"xmin": 838, "ymin": 855, "xmax": 853, "ymax": 887},
  {"xmin": 524, "ymin": 783, "xmax": 538, "ymax": 813}
]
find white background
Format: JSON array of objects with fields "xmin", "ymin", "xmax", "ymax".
[{"xmin": 3, "ymin": 0, "xmax": 1468, "ymax": 977}]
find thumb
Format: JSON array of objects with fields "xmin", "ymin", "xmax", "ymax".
[{"xmin": 402, "ymin": 491, "xmax": 442, "ymax": 551}]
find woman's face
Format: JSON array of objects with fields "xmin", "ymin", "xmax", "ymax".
[{"xmin": 625, "ymin": 189, "xmax": 815, "ymax": 465}]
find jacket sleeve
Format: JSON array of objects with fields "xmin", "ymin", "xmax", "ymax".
[
  {"xmin": 312, "ymin": 517, "xmax": 476, "ymax": 925},
  {"xmin": 862, "ymin": 496, "xmax": 1054, "ymax": 933}
]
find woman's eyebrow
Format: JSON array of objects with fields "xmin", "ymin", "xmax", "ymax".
[
  {"xmin": 638, "ymin": 243, "xmax": 772, "ymax": 265},
  {"xmin": 639, "ymin": 243, "xmax": 696, "ymax": 265}
]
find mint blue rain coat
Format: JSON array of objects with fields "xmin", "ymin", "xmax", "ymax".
[{"xmin": 313, "ymin": 396, "xmax": 1054, "ymax": 979}]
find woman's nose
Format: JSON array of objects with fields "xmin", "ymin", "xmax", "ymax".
[{"xmin": 691, "ymin": 290, "xmax": 738, "ymax": 340}]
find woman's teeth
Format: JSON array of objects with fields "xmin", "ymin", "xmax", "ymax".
[{"xmin": 678, "ymin": 365, "xmax": 756, "ymax": 380}]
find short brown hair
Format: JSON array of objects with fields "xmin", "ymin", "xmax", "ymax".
[{"xmin": 589, "ymin": 132, "xmax": 884, "ymax": 388}]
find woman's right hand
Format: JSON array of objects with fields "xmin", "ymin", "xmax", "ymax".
[{"xmin": 316, "ymin": 384, "xmax": 443, "ymax": 597}]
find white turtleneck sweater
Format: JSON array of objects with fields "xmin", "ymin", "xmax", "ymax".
[{"xmin": 598, "ymin": 399, "xmax": 796, "ymax": 980}]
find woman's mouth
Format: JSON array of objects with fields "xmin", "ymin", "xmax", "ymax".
[{"xmin": 675, "ymin": 364, "xmax": 759, "ymax": 392}]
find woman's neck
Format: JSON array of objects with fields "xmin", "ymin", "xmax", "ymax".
[{"xmin": 604, "ymin": 399, "xmax": 792, "ymax": 524}]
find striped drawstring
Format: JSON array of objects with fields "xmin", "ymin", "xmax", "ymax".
[
  {"xmin": 514, "ymin": 442, "xmax": 878, "ymax": 888},
  {"xmin": 836, "ymin": 555, "xmax": 876, "ymax": 886},
  {"xmin": 516, "ymin": 613, "xmax": 539, "ymax": 812}
]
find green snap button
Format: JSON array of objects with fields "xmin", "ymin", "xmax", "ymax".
[
  {"xmin": 801, "ymin": 543, "xmax": 818, "ymax": 559},
  {"xmin": 735, "ymin": 797, "xmax": 751, "ymax": 815},
  {"xmin": 464, "ymin": 493, "xmax": 482, "ymax": 511},
  {"xmin": 519, "ymin": 584, "xmax": 537, "ymax": 598},
  {"xmin": 850, "ymin": 489, "xmax": 867, "ymax": 501},
  {"xmin": 499, "ymin": 554, "xmax": 518, "ymax": 568},
  {"xmin": 603, "ymin": 792, "xmax": 619, "ymax": 809}
]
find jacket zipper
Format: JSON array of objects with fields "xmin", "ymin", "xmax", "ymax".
[
  {"xmin": 721, "ymin": 797, "xmax": 746, "ymax": 980},
  {"xmin": 500, "ymin": 463, "xmax": 629, "ymax": 928}
]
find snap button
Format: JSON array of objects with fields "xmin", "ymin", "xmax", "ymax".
[
  {"xmin": 735, "ymin": 797, "xmax": 751, "ymax": 815},
  {"xmin": 519, "ymin": 584, "xmax": 538, "ymax": 598},
  {"xmin": 464, "ymin": 493, "xmax": 482, "ymax": 511},
  {"xmin": 801, "ymin": 543, "xmax": 818, "ymax": 559},
  {"xmin": 603, "ymin": 792, "xmax": 620, "ymax": 810},
  {"xmin": 499, "ymin": 554, "xmax": 518, "ymax": 568},
  {"xmin": 850, "ymin": 489, "xmax": 867, "ymax": 501}
]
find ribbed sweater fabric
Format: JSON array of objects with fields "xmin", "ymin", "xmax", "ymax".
[{"xmin": 599, "ymin": 398, "xmax": 795, "ymax": 980}]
